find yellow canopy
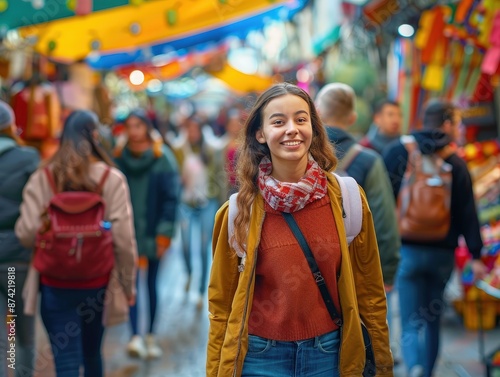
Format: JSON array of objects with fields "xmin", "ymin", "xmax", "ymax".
[
  {"xmin": 19, "ymin": 0, "xmax": 292, "ymax": 62},
  {"xmin": 207, "ymin": 63, "xmax": 274, "ymax": 93}
]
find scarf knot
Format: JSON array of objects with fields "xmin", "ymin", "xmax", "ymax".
[{"xmin": 258, "ymin": 156, "xmax": 327, "ymax": 213}]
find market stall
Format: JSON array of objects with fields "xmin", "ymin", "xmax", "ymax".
[{"xmin": 0, "ymin": 0, "xmax": 307, "ymax": 159}]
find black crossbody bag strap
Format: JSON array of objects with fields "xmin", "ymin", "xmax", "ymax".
[
  {"xmin": 282, "ymin": 212, "xmax": 343, "ymax": 326},
  {"xmin": 282, "ymin": 212, "xmax": 377, "ymax": 376}
]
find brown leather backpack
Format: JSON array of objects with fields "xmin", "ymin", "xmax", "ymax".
[{"xmin": 397, "ymin": 135, "xmax": 453, "ymax": 242}]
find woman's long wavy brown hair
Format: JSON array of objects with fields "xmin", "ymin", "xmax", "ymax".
[
  {"xmin": 233, "ymin": 83, "xmax": 337, "ymax": 252},
  {"xmin": 44, "ymin": 110, "xmax": 114, "ymax": 192}
]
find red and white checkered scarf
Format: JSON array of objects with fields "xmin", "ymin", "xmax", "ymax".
[{"xmin": 258, "ymin": 156, "xmax": 328, "ymax": 213}]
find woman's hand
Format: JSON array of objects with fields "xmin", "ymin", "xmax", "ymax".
[
  {"xmin": 156, "ymin": 236, "xmax": 171, "ymax": 258},
  {"xmin": 128, "ymin": 292, "xmax": 136, "ymax": 307}
]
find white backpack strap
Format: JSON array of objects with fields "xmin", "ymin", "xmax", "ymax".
[
  {"xmin": 333, "ymin": 173, "xmax": 362, "ymax": 245},
  {"xmin": 400, "ymin": 134, "xmax": 421, "ymax": 159},
  {"xmin": 228, "ymin": 193, "xmax": 246, "ymax": 258},
  {"xmin": 228, "ymin": 174, "xmax": 362, "ymax": 271}
]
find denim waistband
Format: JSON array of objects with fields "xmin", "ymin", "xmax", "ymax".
[{"xmin": 249, "ymin": 329, "xmax": 340, "ymax": 346}]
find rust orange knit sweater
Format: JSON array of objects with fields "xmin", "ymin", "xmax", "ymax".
[{"xmin": 248, "ymin": 195, "xmax": 342, "ymax": 341}]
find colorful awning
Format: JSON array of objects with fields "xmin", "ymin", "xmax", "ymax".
[
  {"xmin": 0, "ymin": 0, "xmax": 128, "ymax": 30},
  {"xmin": 18, "ymin": 0, "xmax": 307, "ymax": 63}
]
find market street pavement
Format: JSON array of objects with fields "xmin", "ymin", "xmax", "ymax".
[{"xmin": 28, "ymin": 235, "xmax": 500, "ymax": 377}]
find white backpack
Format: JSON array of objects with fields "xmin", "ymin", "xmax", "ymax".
[{"xmin": 228, "ymin": 173, "xmax": 363, "ymax": 271}]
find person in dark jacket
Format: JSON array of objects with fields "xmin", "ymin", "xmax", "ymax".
[
  {"xmin": 316, "ymin": 83, "xmax": 401, "ymax": 361},
  {"xmin": 0, "ymin": 100, "xmax": 40, "ymax": 377},
  {"xmin": 114, "ymin": 109, "xmax": 180, "ymax": 360},
  {"xmin": 360, "ymin": 99, "xmax": 402, "ymax": 155},
  {"xmin": 383, "ymin": 99, "xmax": 488, "ymax": 377},
  {"xmin": 316, "ymin": 83, "xmax": 400, "ymax": 286}
]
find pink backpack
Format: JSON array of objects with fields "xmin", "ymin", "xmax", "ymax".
[{"xmin": 33, "ymin": 167, "xmax": 115, "ymax": 281}]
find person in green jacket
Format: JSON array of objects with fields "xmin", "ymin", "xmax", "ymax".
[
  {"xmin": 114, "ymin": 110, "xmax": 180, "ymax": 360},
  {"xmin": 316, "ymin": 82, "xmax": 401, "ymax": 361}
]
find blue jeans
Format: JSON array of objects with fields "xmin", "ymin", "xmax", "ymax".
[
  {"xmin": 397, "ymin": 244, "xmax": 454, "ymax": 377},
  {"xmin": 242, "ymin": 330, "xmax": 340, "ymax": 377},
  {"xmin": 40, "ymin": 285, "xmax": 106, "ymax": 377},
  {"xmin": 180, "ymin": 199, "xmax": 218, "ymax": 294},
  {"xmin": 130, "ymin": 258, "xmax": 160, "ymax": 335},
  {"xmin": 386, "ymin": 288, "xmax": 394, "ymax": 337}
]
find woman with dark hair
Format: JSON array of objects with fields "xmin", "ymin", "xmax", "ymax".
[
  {"xmin": 207, "ymin": 83, "xmax": 393, "ymax": 376},
  {"xmin": 16, "ymin": 110, "xmax": 137, "ymax": 377},
  {"xmin": 0, "ymin": 100, "xmax": 39, "ymax": 377},
  {"xmin": 114, "ymin": 109, "xmax": 180, "ymax": 360}
]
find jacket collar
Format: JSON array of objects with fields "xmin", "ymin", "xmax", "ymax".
[
  {"xmin": 0, "ymin": 136, "xmax": 17, "ymax": 156},
  {"xmin": 366, "ymin": 123, "xmax": 400, "ymax": 153},
  {"xmin": 325, "ymin": 126, "xmax": 357, "ymax": 160}
]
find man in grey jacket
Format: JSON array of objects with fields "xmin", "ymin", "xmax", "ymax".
[{"xmin": 316, "ymin": 83, "xmax": 400, "ymax": 359}]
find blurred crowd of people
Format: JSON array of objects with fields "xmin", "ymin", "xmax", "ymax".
[{"xmin": 0, "ymin": 78, "xmax": 488, "ymax": 377}]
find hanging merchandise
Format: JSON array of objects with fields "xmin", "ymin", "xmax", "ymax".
[
  {"xmin": 481, "ymin": 12, "xmax": 500, "ymax": 75},
  {"xmin": 9, "ymin": 54, "xmax": 61, "ymax": 143},
  {"xmin": 454, "ymin": 138, "xmax": 500, "ymax": 329},
  {"xmin": 390, "ymin": 0, "xmax": 500, "ymax": 133},
  {"xmin": 10, "ymin": 82, "xmax": 60, "ymax": 141}
]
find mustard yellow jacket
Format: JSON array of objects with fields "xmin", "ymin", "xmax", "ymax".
[{"xmin": 207, "ymin": 174, "xmax": 394, "ymax": 377}]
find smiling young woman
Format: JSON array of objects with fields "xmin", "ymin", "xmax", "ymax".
[
  {"xmin": 255, "ymin": 94, "xmax": 313, "ymax": 183},
  {"xmin": 206, "ymin": 83, "xmax": 394, "ymax": 377}
]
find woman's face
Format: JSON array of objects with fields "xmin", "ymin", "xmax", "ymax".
[
  {"xmin": 124, "ymin": 115, "xmax": 149, "ymax": 142},
  {"xmin": 226, "ymin": 116, "xmax": 242, "ymax": 139},
  {"xmin": 185, "ymin": 119, "xmax": 202, "ymax": 145},
  {"xmin": 256, "ymin": 94, "xmax": 312, "ymax": 169}
]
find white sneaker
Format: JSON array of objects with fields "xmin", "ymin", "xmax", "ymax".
[
  {"xmin": 408, "ymin": 365, "xmax": 424, "ymax": 377},
  {"xmin": 126, "ymin": 335, "xmax": 147, "ymax": 359},
  {"xmin": 145, "ymin": 334, "xmax": 163, "ymax": 359},
  {"xmin": 196, "ymin": 294, "xmax": 204, "ymax": 311},
  {"xmin": 196, "ymin": 295, "xmax": 203, "ymax": 311}
]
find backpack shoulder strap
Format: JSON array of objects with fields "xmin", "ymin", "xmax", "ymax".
[
  {"xmin": 332, "ymin": 173, "xmax": 362, "ymax": 245},
  {"xmin": 228, "ymin": 193, "xmax": 245, "ymax": 258},
  {"xmin": 337, "ymin": 144, "xmax": 363, "ymax": 173},
  {"xmin": 43, "ymin": 166, "xmax": 58, "ymax": 194},
  {"xmin": 400, "ymin": 135, "xmax": 422, "ymax": 175},
  {"xmin": 400, "ymin": 135, "xmax": 418, "ymax": 152},
  {"xmin": 96, "ymin": 165, "xmax": 111, "ymax": 194},
  {"xmin": 400, "ymin": 135, "xmax": 421, "ymax": 159},
  {"xmin": 227, "ymin": 175, "xmax": 363, "ymax": 271}
]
